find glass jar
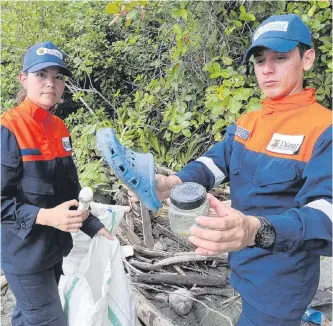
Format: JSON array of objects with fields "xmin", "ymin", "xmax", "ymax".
[{"xmin": 168, "ymin": 182, "xmax": 209, "ymax": 237}]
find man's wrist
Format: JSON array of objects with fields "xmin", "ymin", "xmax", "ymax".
[
  {"xmin": 248, "ymin": 215, "xmax": 261, "ymax": 246},
  {"xmin": 253, "ymin": 216, "xmax": 276, "ymax": 249}
]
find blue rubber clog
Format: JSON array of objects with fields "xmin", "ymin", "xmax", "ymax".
[
  {"xmin": 96, "ymin": 128, "xmax": 162, "ymax": 212},
  {"xmin": 302, "ymin": 307, "xmax": 323, "ymax": 325}
]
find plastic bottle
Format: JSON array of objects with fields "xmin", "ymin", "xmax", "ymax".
[{"xmin": 168, "ymin": 182, "xmax": 209, "ymax": 237}]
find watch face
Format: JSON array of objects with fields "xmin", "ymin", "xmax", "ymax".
[{"xmin": 260, "ymin": 228, "xmax": 275, "ymax": 248}]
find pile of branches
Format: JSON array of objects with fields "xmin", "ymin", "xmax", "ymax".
[{"xmin": 104, "ymin": 166, "xmax": 237, "ymax": 326}]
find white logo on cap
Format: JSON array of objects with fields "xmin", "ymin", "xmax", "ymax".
[
  {"xmin": 253, "ymin": 21, "xmax": 289, "ymax": 41},
  {"xmin": 36, "ymin": 47, "xmax": 63, "ymax": 59}
]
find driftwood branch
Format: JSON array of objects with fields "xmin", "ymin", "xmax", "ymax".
[
  {"xmin": 65, "ymin": 80, "xmax": 95, "ymax": 115},
  {"xmin": 191, "ymin": 287, "xmax": 233, "ymax": 297},
  {"xmin": 155, "ymin": 223, "xmax": 190, "ymax": 248},
  {"xmin": 125, "ymin": 212, "xmax": 135, "ymax": 231},
  {"xmin": 133, "ymin": 245, "xmax": 173, "ymax": 258},
  {"xmin": 132, "ymin": 273, "xmax": 227, "ymax": 288},
  {"xmin": 133, "ymin": 287, "xmax": 176, "ymax": 326},
  {"xmin": 173, "ymin": 265, "xmax": 186, "ymax": 275},
  {"xmin": 129, "ymin": 260, "xmax": 164, "ymax": 272},
  {"xmin": 130, "ymin": 253, "xmax": 228, "ymax": 271},
  {"xmin": 141, "ymin": 205, "xmax": 154, "ymax": 248},
  {"xmin": 119, "ymin": 219, "xmax": 143, "ymax": 246}
]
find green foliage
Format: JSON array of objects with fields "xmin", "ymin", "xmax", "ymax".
[
  {"xmin": 65, "ymin": 107, "xmax": 112, "ymax": 189},
  {"xmin": 1, "ymin": 0, "xmax": 332, "ymax": 186}
]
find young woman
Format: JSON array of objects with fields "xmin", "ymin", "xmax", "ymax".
[{"xmin": 1, "ymin": 41, "xmax": 112, "ymax": 326}]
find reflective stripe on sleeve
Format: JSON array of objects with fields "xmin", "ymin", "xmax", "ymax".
[
  {"xmin": 305, "ymin": 199, "xmax": 333, "ymax": 221},
  {"xmin": 196, "ymin": 156, "xmax": 226, "ymax": 188}
]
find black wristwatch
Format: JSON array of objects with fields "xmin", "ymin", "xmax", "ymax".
[{"xmin": 253, "ymin": 216, "xmax": 276, "ymax": 249}]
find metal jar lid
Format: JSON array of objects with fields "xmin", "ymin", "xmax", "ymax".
[{"xmin": 170, "ymin": 182, "xmax": 207, "ymax": 210}]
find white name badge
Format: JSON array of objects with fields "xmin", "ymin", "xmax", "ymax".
[
  {"xmin": 62, "ymin": 137, "xmax": 72, "ymax": 151},
  {"xmin": 266, "ymin": 133, "xmax": 304, "ymax": 155}
]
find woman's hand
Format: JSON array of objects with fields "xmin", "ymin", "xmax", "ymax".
[
  {"xmin": 36, "ymin": 199, "xmax": 89, "ymax": 233},
  {"xmin": 97, "ymin": 227, "xmax": 114, "ymax": 240}
]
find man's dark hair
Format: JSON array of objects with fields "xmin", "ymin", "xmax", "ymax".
[
  {"xmin": 252, "ymin": 43, "xmax": 311, "ymax": 59},
  {"xmin": 297, "ymin": 43, "xmax": 311, "ymax": 57}
]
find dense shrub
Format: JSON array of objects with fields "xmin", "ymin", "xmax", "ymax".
[{"xmin": 1, "ymin": 0, "xmax": 331, "ymax": 188}]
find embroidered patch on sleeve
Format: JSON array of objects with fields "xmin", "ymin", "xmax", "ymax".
[
  {"xmin": 235, "ymin": 127, "xmax": 250, "ymax": 140},
  {"xmin": 62, "ymin": 137, "xmax": 72, "ymax": 151},
  {"xmin": 266, "ymin": 133, "xmax": 304, "ymax": 155}
]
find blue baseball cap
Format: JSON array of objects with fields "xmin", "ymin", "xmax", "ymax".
[
  {"xmin": 23, "ymin": 41, "xmax": 72, "ymax": 76},
  {"xmin": 245, "ymin": 14, "xmax": 312, "ymax": 62}
]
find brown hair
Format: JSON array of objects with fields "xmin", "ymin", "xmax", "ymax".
[
  {"xmin": 16, "ymin": 87, "xmax": 27, "ymax": 105},
  {"xmin": 16, "ymin": 72, "xmax": 28, "ymax": 105}
]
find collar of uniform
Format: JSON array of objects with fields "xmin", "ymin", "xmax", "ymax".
[
  {"xmin": 20, "ymin": 97, "xmax": 51, "ymax": 122},
  {"xmin": 261, "ymin": 88, "xmax": 317, "ymax": 114}
]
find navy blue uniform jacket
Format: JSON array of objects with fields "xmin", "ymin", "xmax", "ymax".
[
  {"xmin": 1, "ymin": 97, "xmax": 104, "ymax": 274},
  {"xmin": 176, "ymin": 89, "xmax": 332, "ymax": 320}
]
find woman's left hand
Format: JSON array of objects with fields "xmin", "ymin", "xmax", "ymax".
[{"xmin": 97, "ymin": 227, "xmax": 114, "ymax": 240}]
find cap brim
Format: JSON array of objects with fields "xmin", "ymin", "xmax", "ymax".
[
  {"xmin": 244, "ymin": 38, "xmax": 299, "ymax": 63},
  {"xmin": 26, "ymin": 62, "xmax": 72, "ymax": 77}
]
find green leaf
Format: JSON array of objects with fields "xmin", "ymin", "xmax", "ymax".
[
  {"xmin": 180, "ymin": 9, "xmax": 188, "ymax": 20},
  {"xmin": 149, "ymin": 135, "xmax": 161, "ymax": 154},
  {"xmin": 212, "ymin": 62, "xmax": 221, "ymax": 72},
  {"xmin": 126, "ymin": 9, "xmax": 138, "ymax": 20},
  {"xmin": 172, "ymin": 9, "xmax": 187, "ymax": 20},
  {"xmin": 319, "ymin": 36, "xmax": 331, "ymax": 43},
  {"xmin": 240, "ymin": 12, "xmax": 256, "ymax": 22},
  {"xmin": 229, "ymin": 97, "xmax": 242, "ymax": 113},
  {"xmin": 105, "ymin": 3, "xmax": 120, "ymax": 14},
  {"xmin": 277, "ymin": 0, "xmax": 286, "ymax": 11},
  {"xmin": 211, "ymin": 101, "xmax": 222, "ymax": 116},
  {"xmin": 173, "ymin": 24, "xmax": 182, "ymax": 35},
  {"xmin": 210, "ymin": 72, "xmax": 221, "ymax": 79},
  {"xmin": 317, "ymin": 0, "xmax": 330, "ymax": 9},
  {"xmin": 213, "ymin": 119, "xmax": 227, "ymax": 132},
  {"xmin": 239, "ymin": 5, "xmax": 246, "ymax": 13},
  {"xmin": 169, "ymin": 124, "xmax": 182, "ymax": 133},
  {"xmin": 222, "ymin": 57, "xmax": 233, "ymax": 65},
  {"xmin": 308, "ymin": 5, "xmax": 317, "ymax": 17},
  {"xmin": 220, "ymin": 70, "xmax": 230, "ymax": 78},
  {"xmin": 311, "ymin": 19, "xmax": 321, "ymax": 29},
  {"xmin": 184, "ymin": 95, "xmax": 192, "ymax": 101},
  {"xmin": 235, "ymin": 20, "xmax": 242, "ymax": 27},
  {"xmin": 180, "ymin": 1, "xmax": 188, "ymax": 9},
  {"xmin": 138, "ymin": 0, "xmax": 148, "ymax": 5},
  {"xmin": 239, "ymin": 6, "xmax": 255, "ymax": 22},
  {"xmin": 182, "ymin": 129, "xmax": 191, "ymax": 137}
]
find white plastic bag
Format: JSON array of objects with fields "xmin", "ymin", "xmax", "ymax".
[
  {"xmin": 58, "ymin": 203, "xmax": 126, "ymax": 303},
  {"xmin": 62, "ymin": 236, "xmax": 136, "ymax": 326}
]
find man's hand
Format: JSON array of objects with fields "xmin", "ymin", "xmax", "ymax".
[
  {"xmin": 189, "ymin": 194, "xmax": 261, "ymax": 256},
  {"xmin": 97, "ymin": 227, "xmax": 114, "ymax": 240},
  {"xmin": 36, "ymin": 199, "xmax": 89, "ymax": 233},
  {"xmin": 127, "ymin": 174, "xmax": 182, "ymax": 202}
]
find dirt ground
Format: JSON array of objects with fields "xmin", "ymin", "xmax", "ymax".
[{"xmin": 1, "ymin": 258, "xmax": 332, "ymax": 326}]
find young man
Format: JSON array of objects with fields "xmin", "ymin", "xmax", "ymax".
[{"xmin": 130, "ymin": 14, "xmax": 332, "ymax": 325}]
